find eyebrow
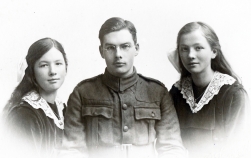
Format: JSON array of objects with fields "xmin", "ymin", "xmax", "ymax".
[
  {"xmin": 39, "ymin": 59, "xmax": 64, "ymax": 63},
  {"xmin": 180, "ymin": 43, "xmax": 202, "ymax": 46},
  {"xmin": 104, "ymin": 42, "xmax": 131, "ymax": 46}
]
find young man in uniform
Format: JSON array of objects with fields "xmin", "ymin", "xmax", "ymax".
[{"xmin": 62, "ymin": 17, "xmax": 186, "ymax": 158}]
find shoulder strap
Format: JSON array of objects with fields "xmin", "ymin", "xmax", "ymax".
[
  {"xmin": 77, "ymin": 75, "xmax": 102, "ymax": 87},
  {"xmin": 138, "ymin": 73, "xmax": 165, "ymax": 87}
]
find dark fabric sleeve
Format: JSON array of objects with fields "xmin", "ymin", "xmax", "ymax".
[
  {"xmin": 224, "ymin": 87, "xmax": 249, "ymax": 137},
  {"xmin": 4, "ymin": 104, "xmax": 44, "ymax": 158},
  {"xmin": 221, "ymin": 85, "xmax": 250, "ymax": 157},
  {"xmin": 155, "ymin": 88, "xmax": 188, "ymax": 158},
  {"xmin": 169, "ymin": 85, "xmax": 179, "ymax": 109},
  {"xmin": 60, "ymin": 87, "xmax": 89, "ymax": 158}
]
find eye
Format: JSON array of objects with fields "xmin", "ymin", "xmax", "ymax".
[
  {"xmin": 195, "ymin": 46, "xmax": 203, "ymax": 51},
  {"xmin": 56, "ymin": 62, "xmax": 63, "ymax": 66},
  {"xmin": 39, "ymin": 64, "xmax": 48, "ymax": 68},
  {"xmin": 180, "ymin": 47, "xmax": 188, "ymax": 52},
  {"xmin": 105, "ymin": 45, "xmax": 116, "ymax": 51},
  {"xmin": 121, "ymin": 44, "xmax": 131, "ymax": 50}
]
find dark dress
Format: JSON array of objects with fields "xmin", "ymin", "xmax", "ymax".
[
  {"xmin": 170, "ymin": 72, "xmax": 250, "ymax": 158},
  {"xmin": 3, "ymin": 91, "xmax": 65, "ymax": 158}
]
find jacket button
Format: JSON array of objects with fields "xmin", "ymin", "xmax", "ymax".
[
  {"xmin": 123, "ymin": 126, "xmax": 129, "ymax": 132},
  {"xmin": 151, "ymin": 112, "xmax": 155, "ymax": 117},
  {"xmin": 122, "ymin": 104, "xmax": 128, "ymax": 110}
]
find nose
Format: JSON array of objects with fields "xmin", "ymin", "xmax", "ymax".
[
  {"xmin": 188, "ymin": 48, "xmax": 196, "ymax": 59},
  {"xmin": 115, "ymin": 46, "xmax": 122, "ymax": 58},
  {"xmin": 49, "ymin": 65, "xmax": 57, "ymax": 76}
]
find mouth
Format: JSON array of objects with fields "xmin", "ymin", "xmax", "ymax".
[
  {"xmin": 113, "ymin": 62, "xmax": 126, "ymax": 66},
  {"xmin": 48, "ymin": 78, "xmax": 60, "ymax": 82},
  {"xmin": 188, "ymin": 62, "xmax": 199, "ymax": 66}
]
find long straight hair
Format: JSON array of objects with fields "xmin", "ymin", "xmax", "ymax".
[
  {"xmin": 176, "ymin": 22, "xmax": 239, "ymax": 82},
  {"xmin": 3, "ymin": 38, "xmax": 68, "ymax": 115}
]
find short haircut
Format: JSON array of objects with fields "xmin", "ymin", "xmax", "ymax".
[{"xmin": 98, "ymin": 17, "xmax": 137, "ymax": 45}]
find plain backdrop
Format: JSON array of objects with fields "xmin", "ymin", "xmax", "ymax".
[{"xmin": 0, "ymin": 0, "xmax": 251, "ymax": 110}]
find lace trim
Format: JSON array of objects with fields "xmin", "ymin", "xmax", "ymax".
[
  {"xmin": 21, "ymin": 91, "xmax": 64, "ymax": 129},
  {"xmin": 174, "ymin": 71, "xmax": 236, "ymax": 113}
]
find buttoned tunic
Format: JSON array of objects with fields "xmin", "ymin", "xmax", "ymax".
[{"xmin": 63, "ymin": 68, "xmax": 186, "ymax": 158}]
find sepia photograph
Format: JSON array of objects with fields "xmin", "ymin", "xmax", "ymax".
[{"xmin": 0, "ymin": 0, "xmax": 250, "ymax": 157}]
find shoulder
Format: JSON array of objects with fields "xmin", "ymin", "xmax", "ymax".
[
  {"xmin": 170, "ymin": 82, "xmax": 181, "ymax": 95},
  {"xmin": 6, "ymin": 101, "xmax": 42, "ymax": 129},
  {"xmin": 73, "ymin": 75, "xmax": 103, "ymax": 93},
  {"xmin": 138, "ymin": 73, "xmax": 166, "ymax": 88},
  {"xmin": 136, "ymin": 74, "xmax": 168, "ymax": 100},
  {"xmin": 76, "ymin": 74, "xmax": 102, "ymax": 87},
  {"xmin": 70, "ymin": 75, "xmax": 104, "ymax": 98},
  {"xmin": 169, "ymin": 77, "xmax": 190, "ymax": 95},
  {"xmin": 220, "ymin": 74, "xmax": 245, "ymax": 93},
  {"xmin": 8, "ymin": 101, "xmax": 40, "ymax": 120},
  {"xmin": 221, "ymin": 81, "xmax": 248, "ymax": 99},
  {"xmin": 136, "ymin": 74, "xmax": 169, "ymax": 101}
]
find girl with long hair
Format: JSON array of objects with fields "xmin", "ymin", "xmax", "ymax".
[
  {"xmin": 169, "ymin": 22, "xmax": 250, "ymax": 157},
  {"xmin": 2, "ymin": 37, "xmax": 68, "ymax": 158}
]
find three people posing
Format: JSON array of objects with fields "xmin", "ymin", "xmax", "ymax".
[{"xmin": 2, "ymin": 18, "xmax": 249, "ymax": 158}]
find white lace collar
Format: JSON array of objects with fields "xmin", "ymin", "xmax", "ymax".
[
  {"xmin": 21, "ymin": 90, "xmax": 64, "ymax": 129},
  {"xmin": 174, "ymin": 71, "xmax": 236, "ymax": 113}
]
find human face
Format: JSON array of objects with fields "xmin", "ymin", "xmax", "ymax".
[
  {"xmin": 100, "ymin": 29, "xmax": 139, "ymax": 78},
  {"xmin": 34, "ymin": 47, "xmax": 67, "ymax": 94},
  {"xmin": 178, "ymin": 29, "xmax": 216, "ymax": 75}
]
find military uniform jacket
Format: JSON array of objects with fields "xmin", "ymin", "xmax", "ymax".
[{"xmin": 63, "ymin": 68, "xmax": 186, "ymax": 158}]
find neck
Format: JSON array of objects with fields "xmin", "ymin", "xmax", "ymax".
[
  {"xmin": 108, "ymin": 67, "xmax": 134, "ymax": 78},
  {"xmin": 39, "ymin": 90, "xmax": 57, "ymax": 104},
  {"xmin": 191, "ymin": 69, "xmax": 215, "ymax": 88}
]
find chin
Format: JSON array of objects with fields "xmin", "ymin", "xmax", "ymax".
[{"xmin": 186, "ymin": 69, "xmax": 197, "ymax": 74}]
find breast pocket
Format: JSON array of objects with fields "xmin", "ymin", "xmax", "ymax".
[
  {"xmin": 82, "ymin": 106, "xmax": 113, "ymax": 118},
  {"xmin": 82, "ymin": 106, "xmax": 114, "ymax": 145},
  {"xmin": 134, "ymin": 107, "xmax": 161, "ymax": 120},
  {"xmin": 134, "ymin": 104, "xmax": 161, "ymax": 144}
]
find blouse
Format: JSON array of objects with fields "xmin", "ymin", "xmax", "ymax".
[
  {"xmin": 3, "ymin": 90, "xmax": 65, "ymax": 158},
  {"xmin": 170, "ymin": 71, "xmax": 250, "ymax": 158}
]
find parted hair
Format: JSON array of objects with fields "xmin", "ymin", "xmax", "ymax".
[
  {"xmin": 176, "ymin": 22, "xmax": 239, "ymax": 82},
  {"xmin": 98, "ymin": 17, "xmax": 137, "ymax": 45},
  {"xmin": 3, "ymin": 38, "xmax": 67, "ymax": 115}
]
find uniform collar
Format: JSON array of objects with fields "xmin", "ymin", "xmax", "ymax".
[{"xmin": 102, "ymin": 67, "xmax": 139, "ymax": 92}]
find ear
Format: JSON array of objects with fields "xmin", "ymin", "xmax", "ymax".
[
  {"xmin": 134, "ymin": 43, "xmax": 139, "ymax": 56},
  {"xmin": 211, "ymin": 49, "xmax": 217, "ymax": 59},
  {"xmin": 99, "ymin": 45, "xmax": 104, "ymax": 58}
]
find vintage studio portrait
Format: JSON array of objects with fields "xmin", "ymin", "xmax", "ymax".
[{"xmin": 0, "ymin": 1, "xmax": 250, "ymax": 158}]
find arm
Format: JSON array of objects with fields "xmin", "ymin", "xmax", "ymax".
[
  {"xmin": 155, "ymin": 89, "xmax": 187, "ymax": 158},
  {"xmin": 60, "ymin": 87, "xmax": 88, "ymax": 158},
  {"xmin": 224, "ymin": 88, "xmax": 249, "ymax": 137},
  {"xmin": 221, "ymin": 86, "xmax": 250, "ymax": 157},
  {"xmin": 5, "ymin": 105, "xmax": 44, "ymax": 157}
]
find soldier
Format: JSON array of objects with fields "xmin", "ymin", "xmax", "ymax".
[{"xmin": 62, "ymin": 17, "xmax": 186, "ymax": 158}]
